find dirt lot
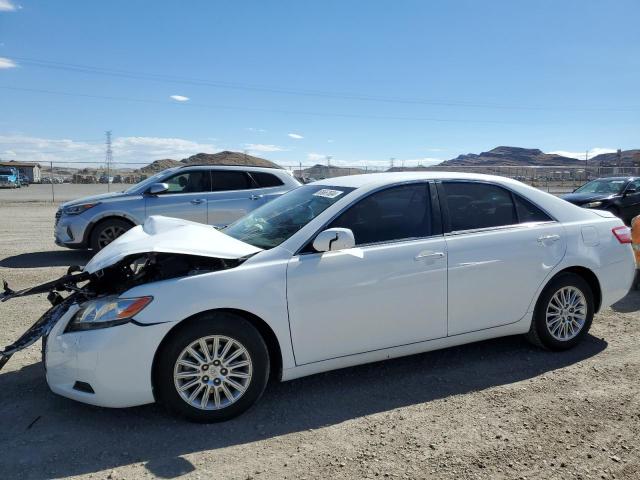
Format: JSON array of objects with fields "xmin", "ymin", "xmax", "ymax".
[{"xmin": 0, "ymin": 200, "xmax": 639, "ymax": 480}]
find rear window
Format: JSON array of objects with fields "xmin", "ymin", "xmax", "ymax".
[
  {"xmin": 250, "ymin": 171, "xmax": 284, "ymax": 187},
  {"xmin": 442, "ymin": 182, "xmax": 517, "ymax": 231},
  {"xmin": 211, "ymin": 171, "xmax": 252, "ymax": 191},
  {"xmin": 514, "ymin": 194, "xmax": 552, "ymax": 223}
]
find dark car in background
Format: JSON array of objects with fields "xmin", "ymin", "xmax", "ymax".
[{"xmin": 562, "ymin": 177, "xmax": 640, "ymax": 225}]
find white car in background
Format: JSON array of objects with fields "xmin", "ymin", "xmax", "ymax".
[{"xmin": 1, "ymin": 172, "xmax": 634, "ymax": 422}]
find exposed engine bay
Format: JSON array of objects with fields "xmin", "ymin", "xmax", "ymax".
[{"xmin": 0, "ymin": 252, "xmax": 244, "ymax": 370}]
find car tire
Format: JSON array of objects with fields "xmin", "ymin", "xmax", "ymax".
[
  {"xmin": 89, "ymin": 218, "xmax": 133, "ymax": 251},
  {"xmin": 154, "ymin": 312, "xmax": 270, "ymax": 423},
  {"xmin": 526, "ymin": 272, "xmax": 594, "ymax": 351}
]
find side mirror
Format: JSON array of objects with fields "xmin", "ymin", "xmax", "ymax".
[
  {"xmin": 147, "ymin": 183, "xmax": 169, "ymax": 195},
  {"xmin": 312, "ymin": 228, "xmax": 355, "ymax": 252}
]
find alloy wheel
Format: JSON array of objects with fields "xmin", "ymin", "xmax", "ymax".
[
  {"xmin": 173, "ymin": 335, "xmax": 253, "ymax": 410},
  {"xmin": 97, "ymin": 225, "xmax": 127, "ymax": 248},
  {"xmin": 545, "ymin": 286, "xmax": 587, "ymax": 341}
]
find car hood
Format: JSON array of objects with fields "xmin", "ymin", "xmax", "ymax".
[
  {"xmin": 561, "ymin": 192, "xmax": 615, "ymax": 204},
  {"xmin": 83, "ymin": 216, "xmax": 263, "ymax": 274},
  {"xmin": 61, "ymin": 191, "xmax": 129, "ymax": 208}
]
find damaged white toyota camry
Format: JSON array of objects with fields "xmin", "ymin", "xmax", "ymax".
[{"xmin": 1, "ymin": 172, "xmax": 635, "ymax": 422}]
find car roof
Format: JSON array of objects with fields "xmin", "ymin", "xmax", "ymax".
[
  {"xmin": 179, "ymin": 164, "xmax": 287, "ymax": 174},
  {"xmin": 311, "ymin": 171, "xmax": 522, "ymax": 189}
]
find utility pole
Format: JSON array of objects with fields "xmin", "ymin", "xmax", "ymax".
[
  {"xmin": 105, "ymin": 130, "xmax": 113, "ymax": 192},
  {"xmin": 390, "ymin": 157, "xmax": 395, "ymax": 170},
  {"xmin": 50, "ymin": 159, "xmax": 55, "ymax": 203},
  {"xmin": 585, "ymin": 150, "xmax": 588, "ymax": 182},
  {"xmin": 326, "ymin": 155, "xmax": 332, "ymax": 169}
]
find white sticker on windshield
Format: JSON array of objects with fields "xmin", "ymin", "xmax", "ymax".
[{"xmin": 313, "ymin": 189, "xmax": 344, "ymax": 199}]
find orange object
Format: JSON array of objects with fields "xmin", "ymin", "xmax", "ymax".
[{"xmin": 631, "ymin": 215, "xmax": 640, "ymax": 265}]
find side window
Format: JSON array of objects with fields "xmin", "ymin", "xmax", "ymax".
[
  {"xmin": 442, "ymin": 182, "xmax": 516, "ymax": 231},
  {"xmin": 329, "ymin": 183, "xmax": 432, "ymax": 245},
  {"xmin": 163, "ymin": 171, "xmax": 211, "ymax": 194},
  {"xmin": 626, "ymin": 179, "xmax": 640, "ymax": 192},
  {"xmin": 514, "ymin": 194, "xmax": 552, "ymax": 223},
  {"xmin": 251, "ymin": 171, "xmax": 284, "ymax": 187},
  {"xmin": 211, "ymin": 171, "xmax": 252, "ymax": 191}
]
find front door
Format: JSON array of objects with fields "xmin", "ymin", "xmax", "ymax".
[
  {"xmin": 440, "ymin": 181, "xmax": 566, "ymax": 336},
  {"xmin": 144, "ymin": 169, "xmax": 210, "ymax": 223},
  {"xmin": 287, "ymin": 183, "xmax": 448, "ymax": 365}
]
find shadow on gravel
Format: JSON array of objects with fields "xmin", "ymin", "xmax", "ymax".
[
  {"xmin": 0, "ymin": 250, "xmax": 92, "ymax": 269},
  {"xmin": 0, "ymin": 333, "xmax": 606, "ymax": 479},
  {"xmin": 611, "ymin": 289, "xmax": 640, "ymax": 313}
]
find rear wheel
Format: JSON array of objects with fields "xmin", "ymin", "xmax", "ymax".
[
  {"xmin": 89, "ymin": 218, "xmax": 132, "ymax": 251},
  {"xmin": 526, "ymin": 273, "xmax": 594, "ymax": 350},
  {"xmin": 154, "ymin": 312, "xmax": 270, "ymax": 422}
]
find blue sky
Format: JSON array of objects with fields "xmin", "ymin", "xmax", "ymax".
[{"xmin": 0, "ymin": 0, "xmax": 638, "ymax": 168}]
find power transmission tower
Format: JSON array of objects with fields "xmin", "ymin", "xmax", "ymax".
[
  {"xmin": 105, "ymin": 130, "xmax": 113, "ymax": 192},
  {"xmin": 326, "ymin": 155, "xmax": 333, "ymax": 169},
  {"xmin": 390, "ymin": 157, "xmax": 395, "ymax": 169}
]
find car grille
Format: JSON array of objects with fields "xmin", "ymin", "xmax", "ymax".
[{"xmin": 55, "ymin": 210, "xmax": 62, "ymax": 225}]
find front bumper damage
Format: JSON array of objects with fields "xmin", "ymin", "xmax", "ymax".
[
  {"xmin": 0, "ymin": 251, "xmax": 244, "ymax": 371},
  {"xmin": 0, "ymin": 271, "xmax": 87, "ymax": 370}
]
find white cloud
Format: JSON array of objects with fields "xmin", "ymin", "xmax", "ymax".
[
  {"xmin": 548, "ymin": 148, "xmax": 617, "ymax": 160},
  {"xmin": 244, "ymin": 143, "xmax": 286, "ymax": 153},
  {"xmin": 246, "ymin": 127, "xmax": 267, "ymax": 133},
  {"xmin": 0, "ymin": 0, "xmax": 17, "ymax": 12},
  {"xmin": 0, "ymin": 134, "xmax": 217, "ymax": 167},
  {"xmin": 307, "ymin": 153, "xmax": 326, "ymax": 161},
  {"xmin": 288, "ymin": 133, "xmax": 303, "ymax": 139},
  {"xmin": 0, "ymin": 57, "xmax": 17, "ymax": 69},
  {"xmin": 327, "ymin": 139, "xmax": 334, "ymax": 143},
  {"xmin": 170, "ymin": 95, "xmax": 190, "ymax": 102}
]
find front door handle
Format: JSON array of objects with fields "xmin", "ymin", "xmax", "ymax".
[
  {"xmin": 190, "ymin": 198, "xmax": 206, "ymax": 205},
  {"xmin": 249, "ymin": 194, "xmax": 264, "ymax": 201},
  {"xmin": 414, "ymin": 251, "xmax": 446, "ymax": 261},
  {"xmin": 537, "ymin": 234, "xmax": 560, "ymax": 243}
]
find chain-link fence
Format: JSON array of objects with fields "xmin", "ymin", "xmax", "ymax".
[{"xmin": 281, "ymin": 164, "xmax": 640, "ymax": 195}]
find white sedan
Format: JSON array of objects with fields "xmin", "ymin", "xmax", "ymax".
[{"xmin": 0, "ymin": 172, "xmax": 635, "ymax": 422}]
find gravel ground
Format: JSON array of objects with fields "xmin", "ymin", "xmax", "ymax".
[{"xmin": 0, "ymin": 201, "xmax": 639, "ymax": 480}]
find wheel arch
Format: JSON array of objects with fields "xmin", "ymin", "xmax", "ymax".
[
  {"xmin": 540, "ymin": 266, "xmax": 602, "ymax": 313},
  {"xmin": 84, "ymin": 215, "xmax": 136, "ymax": 246},
  {"xmin": 150, "ymin": 308, "xmax": 283, "ymax": 401}
]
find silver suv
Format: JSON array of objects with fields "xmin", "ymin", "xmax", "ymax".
[{"xmin": 55, "ymin": 165, "xmax": 300, "ymax": 250}]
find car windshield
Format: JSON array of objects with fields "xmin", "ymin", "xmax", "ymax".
[
  {"xmin": 124, "ymin": 168, "xmax": 179, "ymax": 193},
  {"xmin": 575, "ymin": 179, "xmax": 627, "ymax": 195},
  {"xmin": 224, "ymin": 184, "xmax": 355, "ymax": 249}
]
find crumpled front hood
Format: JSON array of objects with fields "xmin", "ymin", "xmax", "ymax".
[{"xmin": 83, "ymin": 216, "xmax": 263, "ymax": 274}]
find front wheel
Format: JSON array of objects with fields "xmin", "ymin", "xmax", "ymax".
[
  {"xmin": 90, "ymin": 218, "xmax": 132, "ymax": 251},
  {"xmin": 154, "ymin": 312, "xmax": 270, "ymax": 422},
  {"xmin": 526, "ymin": 273, "xmax": 594, "ymax": 350}
]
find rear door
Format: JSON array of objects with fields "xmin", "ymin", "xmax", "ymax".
[
  {"xmin": 206, "ymin": 170, "xmax": 267, "ymax": 227},
  {"xmin": 439, "ymin": 181, "xmax": 566, "ymax": 336},
  {"xmin": 144, "ymin": 169, "xmax": 210, "ymax": 223}
]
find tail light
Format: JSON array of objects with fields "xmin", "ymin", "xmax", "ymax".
[{"xmin": 612, "ymin": 226, "xmax": 632, "ymax": 244}]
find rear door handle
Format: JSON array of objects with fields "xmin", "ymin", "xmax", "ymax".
[
  {"xmin": 190, "ymin": 198, "xmax": 206, "ymax": 205},
  {"xmin": 537, "ymin": 234, "xmax": 560, "ymax": 243},
  {"xmin": 414, "ymin": 251, "xmax": 446, "ymax": 261},
  {"xmin": 249, "ymin": 194, "xmax": 264, "ymax": 201}
]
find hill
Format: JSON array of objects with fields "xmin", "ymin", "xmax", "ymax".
[
  {"xmin": 589, "ymin": 149, "xmax": 640, "ymax": 167},
  {"xmin": 439, "ymin": 146, "xmax": 584, "ymax": 167},
  {"xmin": 139, "ymin": 151, "xmax": 282, "ymax": 173},
  {"xmin": 294, "ymin": 164, "xmax": 367, "ymax": 179}
]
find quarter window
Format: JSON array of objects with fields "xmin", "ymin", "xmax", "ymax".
[
  {"xmin": 329, "ymin": 183, "xmax": 432, "ymax": 245},
  {"xmin": 514, "ymin": 194, "xmax": 552, "ymax": 223},
  {"xmin": 250, "ymin": 171, "xmax": 284, "ymax": 187},
  {"xmin": 162, "ymin": 171, "xmax": 211, "ymax": 194},
  {"xmin": 211, "ymin": 171, "xmax": 252, "ymax": 191},
  {"xmin": 442, "ymin": 182, "xmax": 517, "ymax": 231}
]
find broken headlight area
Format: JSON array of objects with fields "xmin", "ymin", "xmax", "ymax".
[{"xmin": 0, "ymin": 252, "xmax": 244, "ymax": 370}]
